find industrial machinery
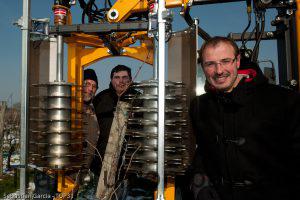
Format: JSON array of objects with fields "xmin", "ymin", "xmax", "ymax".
[
  {"xmin": 17, "ymin": 0, "xmax": 300, "ymax": 199},
  {"xmin": 29, "ymin": 82, "xmax": 82, "ymax": 169},
  {"xmin": 125, "ymin": 80, "xmax": 190, "ymax": 177}
]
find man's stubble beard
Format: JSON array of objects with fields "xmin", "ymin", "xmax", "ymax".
[{"xmin": 83, "ymin": 92, "xmax": 95, "ymax": 104}]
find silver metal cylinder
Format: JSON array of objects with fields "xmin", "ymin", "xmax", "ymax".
[
  {"xmin": 47, "ymin": 120, "xmax": 71, "ymax": 132},
  {"xmin": 48, "ymin": 98, "xmax": 71, "ymax": 109},
  {"xmin": 48, "ymin": 83, "xmax": 71, "ymax": 96},
  {"xmin": 48, "ymin": 109, "xmax": 71, "ymax": 121},
  {"xmin": 48, "ymin": 145, "xmax": 70, "ymax": 157},
  {"xmin": 47, "ymin": 133, "xmax": 71, "ymax": 145},
  {"xmin": 29, "ymin": 82, "xmax": 84, "ymax": 169},
  {"xmin": 124, "ymin": 80, "xmax": 190, "ymax": 180},
  {"xmin": 57, "ymin": 35, "xmax": 64, "ymax": 81},
  {"xmin": 48, "ymin": 157, "xmax": 70, "ymax": 169}
]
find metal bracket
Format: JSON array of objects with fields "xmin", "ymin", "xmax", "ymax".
[
  {"xmin": 228, "ymin": 31, "xmax": 278, "ymax": 41},
  {"xmin": 192, "ymin": 0, "xmax": 243, "ymax": 5},
  {"xmin": 49, "ymin": 21, "xmax": 148, "ymax": 35},
  {"xmin": 13, "ymin": 17, "xmax": 25, "ymax": 28},
  {"xmin": 30, "ymin": 18, "xmax": 50, "ymax": 41}
]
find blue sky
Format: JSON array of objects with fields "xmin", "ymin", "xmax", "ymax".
[{"xmin": 0, "ymin": 1, "xmax": 278, "ymax": 104}]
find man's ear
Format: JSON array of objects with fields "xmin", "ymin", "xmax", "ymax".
[{"xmin": 236, "ymin": 54, "xmax": 241, "ymax": 69}]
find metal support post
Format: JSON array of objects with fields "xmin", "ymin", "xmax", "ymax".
[
  {"xmin": 157, "ymin": 0, "xmax": 166, "ymax": 199},
  {"xmin": 295, "ymin": 0, "xmax": 300, "ymax": 90},
  {"xmin": 20, "ymin": 0, "xmax": 30, "ymax": 197},
  {"xmin": 195, "ymin": 18, "xmax": 199, "ymax": 62},
  {"xmin": 57, "ymin": 34, "xmax": 64, "ymax": 81},
  {"xmin": 154, "ymin": 39, "xmax": 158, "ymax": 79}
]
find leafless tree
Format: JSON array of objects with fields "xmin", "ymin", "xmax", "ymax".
[{"xmin": 0, "ymin": 101, "xmax": 7, "ymax": 177}]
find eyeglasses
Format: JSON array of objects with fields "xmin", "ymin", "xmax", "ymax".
[
  {"xmin": 203, "ymin": 57, "xmax": 236, "ymax": 68},
  {"xmin": 83, "ymin": 81, "xmax": 97, "ymax": 90}
]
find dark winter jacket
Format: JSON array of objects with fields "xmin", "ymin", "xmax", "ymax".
[
  {"xmin": 83, "ymin": 102, "xmax": 100, "ymax": 168},
  {"xmin": 190, "ymin": 64, "xmax": 300, "ymax": 200},
  {"xmin": 90, "ymin": 83, "xmax": 140, "ymax": 176}
]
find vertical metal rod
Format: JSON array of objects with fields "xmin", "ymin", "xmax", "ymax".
[
  {"xmin": 283, "ymin": 17, "xmax": 292, "ymax": 80},
  {"xmin": 195, "ymin": 19, "xmax": 199, "ymax": 59},
  {"xmin": 296, "ymin": 0, "xmax": 300, "ymax": 91},
  {"xmin": 157, "ymin": 0, "xmax": 166, "ymax": 199},
  {"xmin": 57, "ymin": 34, "xmax": 64, "ymax": 81},
  {"xmin": 20, "ymin": 0, "xmax": 30, "ymax": 197},
  {"xmin": 154, "ymin": 40, "xmax": 158, "ymax": 79}
]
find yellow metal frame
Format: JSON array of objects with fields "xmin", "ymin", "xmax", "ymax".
[
  {"xmin": 54, "ymin": 0, "xmax": 300, "ymax": 199},
  {"xmin": 154, "ymin": 177, "xmax": 176, "ymax": 200},
  {"xmin": 54, "ymin": 171, "xmax": 78, "ymax": 200},
  {"xmin": 66, "ymin": 32, "xmax": 154, "ymax": 80},
  {"xmin": 108, "ymin": 0, "xmax": 190, "ymax": 22},
  {"xmin": 64, "ymin": 33, "xmax": 105, "ymax": 48},
  {"xmin": 66, "ymin": 33, "xmax": 154, "ymax": 143},
  {"xmin": 57, "ymin": 1, "xmax": 190, "ymax": 199}
]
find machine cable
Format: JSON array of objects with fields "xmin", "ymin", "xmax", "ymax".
[
  {"xmin": 78, "ymin": 0, "xmax": 147, "ymax": 23},
  {"xmin": 251, "ymin": 9, "xmax": 266, "ymax": 62},
  {"xmin": 183, "ymin": 6, "xmax": 211, "ymax": 41},
  {"xmin": 240, "ymin": 1, "xmax": 252, "ymax": 50},
  {"xmin": 78, "ymin": 0, "xmax": 110, "ymax": 23},
  {"xmin": 239, "ymin": 2, "xmax": 266, "ymax": 63}
]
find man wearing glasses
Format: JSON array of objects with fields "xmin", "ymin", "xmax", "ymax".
[{"xmin": 190, "ymin": 36, "xmax": 300, "ymax": 200}]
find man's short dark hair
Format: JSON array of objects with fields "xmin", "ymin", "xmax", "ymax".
[
  {"xmin": 110, "ymin": 65, "xmax": 132, "ymax": 80},
  {"xmin": 198, "ymin": 36, "xmax": 239, "ymax": 64}
]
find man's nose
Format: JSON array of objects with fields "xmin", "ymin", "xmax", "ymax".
[
  {"xmin": 119, "ymin": 78, "xmax": 126, "ymax": 84},
  {"xmin": 87, "ymin": 86, "xmax": 93, "ymax": 92},
  {"xmin": 215, "ymin": 63, "xmax": 223, "ymax": 74}
]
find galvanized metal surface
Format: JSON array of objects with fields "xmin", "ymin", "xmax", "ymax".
[
  {"xmin": 29, "ymin": 82, "xmax": 84, "ymax": 170},
  {"xmin": 20, "ymin": 0, "xmax": 30, "ymax": 197},
  {"xmin": 49, "ymin": 21, "xmax": 148, "ymax": 34},
  {"xmin": 157, "ymin": 0, "xmax": 166, "ymax": 197},
  {"xmin": 56, "ymin": 35, "xmax": 64, "ymax": 81},
  {"xmin": 124, "ymin": 80, "xmax": 190, "ymax": 189}
]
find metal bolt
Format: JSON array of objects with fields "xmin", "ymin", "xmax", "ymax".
[
  {"xmin": 261, "ymin": 0, "xmax": 272, "ymax": 4},
  {"xmin": 108, "ymin": 9, "xmax": 119, "ymax": 20},
  {"xmin": 245, "ymin": 51, "xmax": 251, "ymax": 58},
  {"xmin": 266, "ymin": 31, "xmax": 274, "ymax": 37},
  {"xmin": 286, "ymin": 9, "xmax": 293, "ymax": 15},
  {"xmin": 288, "ymin": 0, "xmax": 294, "ymax": 5},
  {"xmin": 290, "ymin": 79, "xmax": 298, "ymax": 87},
  {"xmin": 120, "ymin": 48, "xmax": 126, "ymax": 54}
]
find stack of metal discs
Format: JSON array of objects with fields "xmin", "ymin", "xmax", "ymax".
[
  {"xmin": 124, "ymin": 80, "xmax": 190, "ymax": 178},
  {"xmin": 29, "ymin": 82, "xmax": 84, "ymax": 170}
]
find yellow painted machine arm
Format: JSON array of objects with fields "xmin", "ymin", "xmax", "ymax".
[{"xmin": 107, "ymin": 0, "xmax": 191, "ymax": 22}]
